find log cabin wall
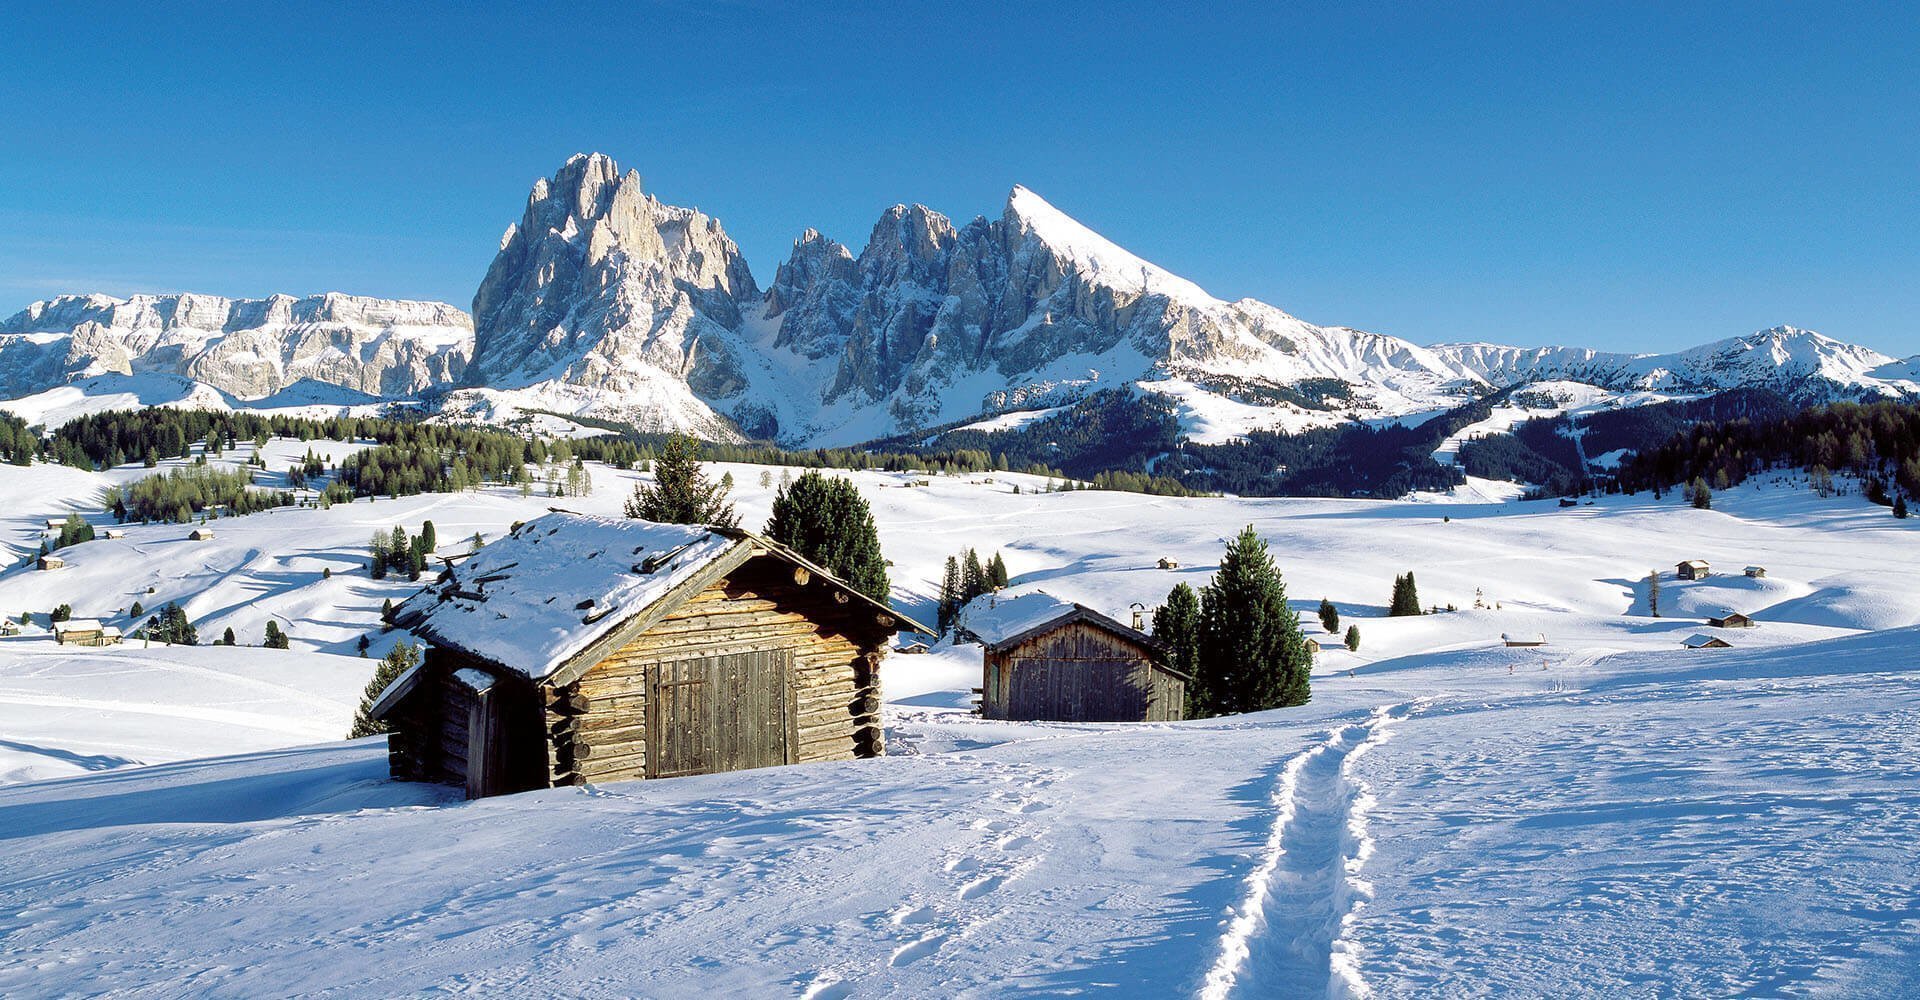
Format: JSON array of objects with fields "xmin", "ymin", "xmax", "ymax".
[
  {"xmin": 552, "ymin": 554, "xmax": 890, "ymax": 786},
  {"xmin": 982, "ymin": 620, "xmax": 1183, "ymax": 723}
]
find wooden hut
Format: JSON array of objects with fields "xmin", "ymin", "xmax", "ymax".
[
  {"xmin": 43, "ymin": 518, "xmax": 66, "ymax": 531},
  {"xmin": 1706, "ymin": 611, "xmax": 1756, "ymax": 629},
  {"xmin": 103, "ymin": 529, "xmax": 127, "ymax": 540},
  {"xmin": 1683, "ymin": 633, "xmax": 1732, "ymax": 649},
  {"xmin": 373, "ymin": 513, "xmax": 927, "ymax": 799},
  {"xmin": 54, "ymin": 620, "xmax": 122, "ymax": 647},
  {"xmin": 189, "ymin": 528, "xmax": 216, "ymax": 541},
  {"xmin": 1744, "ymin": 566, "xmax": 1766, "ymax": 578},
  {"xmin": 1502, "ymin": 632, "xmax": 1548, "ymax": 647},
  {"xmin": 959, "ymin": 592, "xmax": 1185, "ymax": 723},
  {"xmin": 37, "ymin": 555, "xmax": 65, "ymax": 571},
  {"xmin": 895, "ymin": 640, "xmax": 930, "ymax": 655},
  {"xmin": 1157, "ymin": 557, "xmax": 1180, "ymax": 570},
  {"xmin": 1676, "ymin": 559, "xmax": 1710, "ymax": 580}
]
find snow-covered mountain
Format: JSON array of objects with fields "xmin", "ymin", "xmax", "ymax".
[
  {"xmin": 4, "ymin": 153, "xmax": 1913, "ymax": 444},
  {"xmin": 0, "ymin": 292, "xmax": 472, "ymax": 401},
  {"xmin": 1432, "ymin": 326, "xmax": 1920, "ymax": 402}
]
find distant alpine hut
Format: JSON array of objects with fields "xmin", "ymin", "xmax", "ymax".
[
  {"xmin": 1502, "ymin": 632, "xmax": 1548, "ymax": 647},
  {"xmin": 1706, "ymin": 611, "xmax": 1757, "ymax": 629},
  {"xmin": 1676, "ymin": 559, "xmax": 1711, "ymax": 580},
  {"xmin": 895, "ymin": 640, "xmax": 930, "ymax": 655},
  {"xmin": 1683, "ymin": 633, "xmax": 1732, "ymax": 649},
  {"xmin": 374, "ymin": 513, "xmax": 927, "ymax": 799},
  {"xmin": 188, "ymin": 527, "xmax": 216, "ymax": 541},
  {"xmin": 103, "ymin": 529, "xmax": 127, "ymax": 540},
  {"xmin": 37, "ymin": 555, "xmax": 65, "ymax": 571},
  {"xmin": 54, "ymin": 620, "xmax": 122, "ymax": 647},
  {"xmin": 959, "ymin": 591, "xmax": 1185, "ymax": 723},
  {"xmin": 43, "ymin": 518, "xmax": 66, "ymax": 531},
  {"xmin": 1744, "ymin": 566, "xmax": 1767, "ymax": 578},
  {"xmin": 1157, "ymin": 557, "xmax": 1180, "ymax": 570}
]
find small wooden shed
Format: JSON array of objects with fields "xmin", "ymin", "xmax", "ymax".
[
  {"xmin": 1157, "ymin": 558, "xmax": 1180, "ymax": 570},
  {"xmin": 1683, "ymin": 633, "xmax": 1732, "ymax": 649},
  {"xmin": 1707, "ymin": 611, "xmax": 1756, "ymax": 629},
  {"xmin": 37, "ymin": 555, "xmax": 65, "ymax": 571},
  {"xmin": 374, "ymin": 513, "xmax": 926, "ymax": 799},
  {"xmin": 1676, "ymin": 559, "xmax": 1710, "ymax": 580},
  {"xmin": 103, "ymin": 529, "xmax": 127, "ymax": 540},
  {"xmin": 189, "ymin": 528, "xmax": 216, "ymax": 541},
  {"xmin": 895, "ymin": 640, "xmax": 930, "ymax": 655},
  {"xmin": 1744, "ymin": 566, "xmax": 1766, "ymax": 578},
  {"xmin": 959, "ymin": 592, "xmax": 1185, "ymax": 723},
  {"xmin": 54, "ymin": 620, "xmax": 122, "ymax": 646},
  {"xmin": 1502, "ymin": 632, "xmax": 1548, "ymax": 647}
]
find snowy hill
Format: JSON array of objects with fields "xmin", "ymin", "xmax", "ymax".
[{"xmin": 0, "ymin": 451, "xmax": 1916, "ymax": 992}]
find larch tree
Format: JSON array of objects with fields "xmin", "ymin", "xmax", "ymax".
[
  {"xmin": 349, "ymin": 640, "xmax": 422, "ymax": 739},
  {"xmin": 1318, "ymin": 597, "xmax": 1340, "ymax": 633},
  {"xmin": 1152, "ymin": 582, "xmax": 1202, "ymax": 710}
]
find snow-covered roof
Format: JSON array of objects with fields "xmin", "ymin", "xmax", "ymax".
[
  {"xmin": 1501, "ymin": 632, "xmax": 1548, "ymax": 644},
  {"xmin": 391, "ymin": 513, "xmax": 740, "ymax": 681},
  {"xmin": 1683, "ymin": 633, "xmax": 1729, "ymax": 648},
  {"xmin": 389, "ymin": 511, "xmax": 929, "ymax": 684},
  {"xmin": 959, "ymin": 592, "xmax": 1080, "ymax": 647},
  {"xmin": 957, "ymin": 591, "xmax": 1164, "ymax": 659},
  {"xmin": 54, "ymin": 619, "xmax": 106, "ymax": 634}
]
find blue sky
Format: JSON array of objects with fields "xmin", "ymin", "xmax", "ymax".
[{"xmin": 3, "ymin": 2, "xmax": 1915, "ymax": 355}]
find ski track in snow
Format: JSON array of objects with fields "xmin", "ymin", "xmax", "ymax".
[{"xmin": 1201, "ymin": 701, "xmax": 1416, "ymax": 1000}]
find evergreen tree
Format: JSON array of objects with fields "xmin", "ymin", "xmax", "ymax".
[
  {"xmin": 128, "ymin": 600, "xmax": 144, "ymax": 619},
  {"xmin": 221, "ymin": 626, "xmax": 236, "ymax": 646},
  {"xmin": 369, "ymin": 531, "xmax": 390, "ymax": 580},
  {"xmin": 623, "ymin": 436, "xmax": 737, "ymax": 527},
  {"xmin": 381, "ymin": 598, "xmax": 395, "ymax": 622},
  {"xmin": 763, "ymin": 471, "xmax": 890, "ymax": 602},
  {"xmin": 1317, "ymin": 597, "xmax": 1340, "ymax": 633},
  {"xmin": 1151, "ymin": 583, "xmax": 1201, "ymax": 704},
  {"xmin": 1389, "ymin": 572, "xmax": 1423, "ymax": 617},
  {"xmin": 348, "ymin": 640, "xmax": 421, "ymax": 739},
  {"xmin": 1689, "ymin": 476, "xmax": 1713, "ymax": 510},
  {"xmin": 1345, "ymin": 624, "xmax": 1361, "ymax": 652},
  {"xmin": 357, "ymin": 634, "xmax": 371, "ymax": 656},
  {"xmin": 936, "ymin": 556, "xmax": 962, "ymax": 635},
  {"xmin": 987, "ymin": 552, "xmax": 1010, "ymax": 590},
  {"xmin": 51, "ymin": 603, "xmax": 71, "ymax": 623},
  {"xmin": 962, "ymin": 548, "xmax": 986, "ymax": 603},
  {"xmin": 387, "ymin": 526, "xmax": 410, "ymax": 572},
  {"xmin": 145, "ymin": 603, "xmax": 197, "ymax": 645},
  {"xmin": 1896, "ymin": 495, "xmax": 1909, "ymax": 520},
  {"xmin": 264, "ymin": 620, "xmax": 290, "ymax": 649},
  {"xmin": 419, "ymin": 520, "xmax": 436, "ymax": 554},
  {"xmin": 1193, "ymin": 526, "xmax": 1310, "ymax": 716},
  {"xmin": 1647, "ymin": 569, "xmax": 1662, "ymax": 617}
]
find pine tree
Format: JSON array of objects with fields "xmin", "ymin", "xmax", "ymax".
[
  {"xmin": 936, "ymin": 556, "xmax": 962, "ymax": 635},
  {"xmin": 51, "ymin": 603, "xmax": 71, "ymax": 623},
  {"xmin": 221, "ymin": 626, "xmax": 236, "ymax": 646},
  {"xmin": 1389, "ymin": 572, "xmax": 1423, "ymax": 617},
  {"xmin": 263, "ymin": 620, "xmax": 289, "ymax": 648},
  {"xmin": 1152, "ymin": 583, "xmax": 1201, "ymax": 706},
  {"xmin": 357, "ymin": 634, "xmax": 370, "ymax": 656},
  {"xmin": 419, "ymin": 520, "xmax": 436, "ymax": 554},
  {"xmin": 381, "ymin": 598, "xmax": 395, "ymax": 622},
  {"xmin": 387, "ymin": 526, "xmax": 410, "ymax": 572},
  {"xmin": 962, "ymin": 549, "xmax": 986, "ymax": 603},
  {"xmin": 763, "ymin": 471, "xmax": 890, "ymax": 602},
  {"xmin": 988, "ymin": 552, "xmax": 1010, "ymax": 590},
  {"xmin": 1647, "ymin": 569, "xmax": 1662, "ymax": 617},
  {"xmin": 1690, "ymin": 476, "xmax": 1713, "ymax": 510},
  {"xmin": 348, "ymin": 640, "xmax": 421, "ymax": 739},
  {"xmin": 1193, "ymin": 525, "xmax": 1311, "ymax": 716},
  {"xmin": 1317, "ymin": 597, "xmax": 1340, "ymax": 634},
  {"xmin": 624, "ymin": 436, "xmax": 737, "ymax": 527},
  {"xmin": 129, "ymin": 600, "xmax": 144, "ymax": 619},
  {"xmin": 1896, "ymin": 495, "xmax": 1909, "ymax": 520},
  {"xmin": 369, "ymin": 531, "xmax": 390, "ymax": 580},
  {"xmin": 1345, "ymin": 625, "xmax": 1361, "ymax": 652}
]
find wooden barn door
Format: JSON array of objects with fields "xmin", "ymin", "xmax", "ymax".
[
  {"xmin": 1006, "ymin": 657, "xmax": 1148, "ymax": 722},
  {"xmin": 646, "ymin": 650, "xmax": 796, "ymax": 779}
]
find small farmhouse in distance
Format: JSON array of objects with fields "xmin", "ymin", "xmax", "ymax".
[
  {"xmin": 38, "ymin": 555, "xmax": 65, "ymax": 571},
  {"xmin": 103, "ymin": 529, "xmax": 127, "ymax": 540},
  {"xmin": 1676, "ymin": 560, "xmax": 1711, "ymax": 580},
  {"xmin": 1744, "ymin": 566, "xmax": 1767, "ymax": 578},
  {"xmin": 959, "ymin": 591, "xmax": 1185, "ymax": 723},
  {"xmin": 1683, "ymin": 633, "xmax": 1733, "ymax": 649},
  {"xmin": 54, "ymin": 620, "xmax": 122, "ymax": 647},
  {"xmin": 375, "ymin": 513, "xmax": 926, "ymax": 799},
  {"xmin": 1707, "ymin": 611, "xmax": 1757, "ymax": 629},
  {"xmin": 1502, "ymin": 632, "xmax": 1548, "ymax": 647},
  {"xmin": 189, "ymin": 528, "xmax": 216, "ymax": 541},
  {"xmin": 895, "ymin": 640, "xmax": 930, "ymax": 655},
  {"xmin": 1156, "ymin": 557, "xmax": 1180, "ymax": 570}
]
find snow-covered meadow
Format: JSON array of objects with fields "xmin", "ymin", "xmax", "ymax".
[{"xmin": 0, "ymin": 446, "xmax": 1916, "ymax": 995}]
